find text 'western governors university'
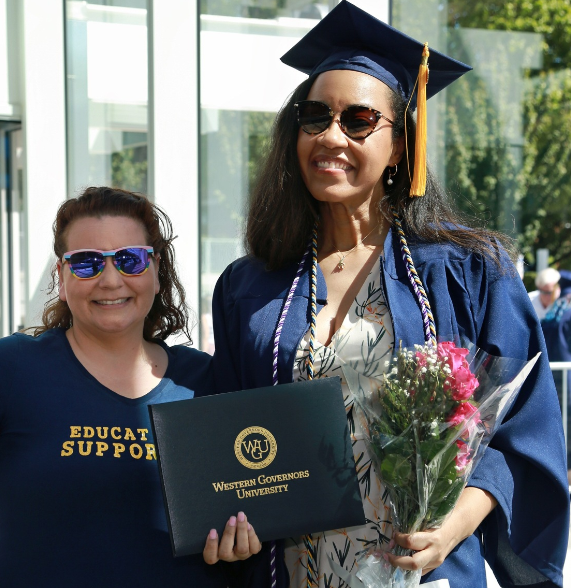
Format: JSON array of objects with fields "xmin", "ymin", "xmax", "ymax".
[{"xmin": 212, "ymin": 470, "xmax": 310, "ymax": 499}]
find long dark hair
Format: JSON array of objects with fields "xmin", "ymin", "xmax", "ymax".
[
  {"xmin": 246, "ymin": 75, "xmax": 514, "ymax": 270},
  {"xmin": 246, "ymin": 76, "xmax": 320, "ymax": 270},
  {"xmin": 33, "ymin": 186, "xmax": 192, "ymax": 342}
]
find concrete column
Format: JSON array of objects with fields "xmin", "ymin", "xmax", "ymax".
[
  {"xmin": 148, "ymin": 0, "xmax": 199, "ymax": 344},
  {"xmin": 20, "ymin": 0, "xmax": 67, "ymax": 325}
]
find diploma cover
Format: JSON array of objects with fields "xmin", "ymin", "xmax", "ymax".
[{"xmin": 149, "ymin": 377, "xmax": 365, "ymax": 556}]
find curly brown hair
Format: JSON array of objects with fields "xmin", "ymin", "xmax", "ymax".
[
  {"xmin": 32, "ymin": 186, "xmax": 192, "ymax": 342},
  {"xmin": 246, "ymin": 75, "xmax": 514, "ymax": 270}
]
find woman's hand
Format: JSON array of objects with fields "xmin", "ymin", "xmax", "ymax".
[
  {"xmin": 203, "ymin": 511, "xmax": 262, "ymax": 564},
  {"xmin": 385, "ymin": 487, "xmax": 497, "ymax": 575},
  {"xmin": 386, "ymin": 526, "xmax": 458, "ymax": 575}
]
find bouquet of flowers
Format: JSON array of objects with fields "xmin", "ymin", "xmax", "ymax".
[{"xmin": 340, "ymin": 340, "xmax": 539, "ymax": 588}]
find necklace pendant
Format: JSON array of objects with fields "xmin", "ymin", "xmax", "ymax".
[{"xmin": 337, "ymin": 259, "xmax": 345, "ymax": 270}]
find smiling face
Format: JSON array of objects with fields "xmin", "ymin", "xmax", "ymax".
[
  {"xmin": 57, "ymin": 215, "xmax": 160, "ymax": 339},
  {"xmin": 297, "ymin": 69, "xmax": 404, "ymax": 210}
]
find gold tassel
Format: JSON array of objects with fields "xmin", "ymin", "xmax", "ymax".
[{"xmin": 410, "ymin": 43, "xmax": 429, "ymax": 197}]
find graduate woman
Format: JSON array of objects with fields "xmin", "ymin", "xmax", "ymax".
[
  {"xmin": 212, "ymin": 2, "xmax": 569, "ymax": 587},
  {"xmin": 0, "ymin": 187, "xmax": 260, "ymax": 587}
]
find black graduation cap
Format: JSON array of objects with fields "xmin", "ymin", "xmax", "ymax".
[{"xmin": 281, "ymin": 0, "xmax": 472, "ymax": 111}]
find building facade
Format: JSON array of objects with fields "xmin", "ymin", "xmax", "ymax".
[{"xmin": 0, "ymin": 0, "xmax": 567, "ymax": 347}]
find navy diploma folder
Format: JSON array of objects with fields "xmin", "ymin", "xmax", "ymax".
[{"xmin": 149, "ymin": 377, "xmax": 365, "ymax": 556}]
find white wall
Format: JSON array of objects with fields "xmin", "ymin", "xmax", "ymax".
[
  {"xmin": 0, "ymin": 0, "xmax": 21, "ymax": 119},
  {"xmin": 200, "ymin": 16, "xmax": 310, "ymax": 112},
  {"xmin": 20, "ymin": 0, "xmax": 67, "ymax": 325},
  {"xmin": 148, "ymin": 0, "xmax": 200, "ymax": 341}
]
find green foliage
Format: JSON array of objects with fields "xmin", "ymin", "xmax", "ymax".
[
  {"xmin": 111, "ymin": 146, "xmax": 148, "ymax": 194},
  {"xmin": 448, "ymin": 1, "xmax": 571, "ymax": 71},
  {"xmin": 380, "ymin": 452, "xmax": 412, "ymax": 485},
  {"xmin": 522, "ymin": 271, "xmax": 536, "ymax": 292},
  {"xmin": 444, "ymin": 70, "xmax": 520, "ymax": 235},
  {"xmin": 520, "ymin": 72, "xmax": 571, "ymax": 265},
  {"xmin": 200, "ymin": 110, "xmax": 274, "ymax": 239},
  {"xmin": 446, "ymin": 0, "xmax": 571, "ymax": 267},
  {"xmin": 366, "ymin": 345, "xmax": 476, "ymax": 533},
  {"xmin": 247, "ymin": 112, "xmax": 274, "ymax": 194},
  {"xmin": 433, "ymin": 477, "xmax": 464, "ymax": 520}
]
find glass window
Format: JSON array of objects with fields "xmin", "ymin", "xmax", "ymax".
[
  {"xmin": 198, "ymin": 0, "xmax": 364, "ymax": 351},
  {"xmin": 394, "ymin": 0, "xmax": 571, "ymax": 275},
  {"xmin": 198, "ymin": 1, "xmax": 394, "ymax": 353},
  {"xmin": 65, "ymin": 0, "xmax": 148, "ymax": 195},
  {"xmin": 0, "ymin": 124, "xmax": 26, "ymax": 335},
  {"xmin": 198, "ymin": 0, "xmax": 571, "ymax": 351}
]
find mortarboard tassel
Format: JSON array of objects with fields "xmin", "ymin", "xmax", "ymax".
[{"xmin": 410, "ymin": 43, "xmax": 429, "ymax": 197}]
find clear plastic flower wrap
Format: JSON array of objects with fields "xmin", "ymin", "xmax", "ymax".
[{"xmin": 338, "ymin": 340, "xmax": 540, "ymax": 588}]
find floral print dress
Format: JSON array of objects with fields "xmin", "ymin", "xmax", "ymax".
[{"xmin": 284, "ymin": 269, "xmax": 396, "ymax": 588}]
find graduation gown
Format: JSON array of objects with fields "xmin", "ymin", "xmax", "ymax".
[{"xmin": 212, "ymin": 228, "xmax": 569, "ymax": 588}]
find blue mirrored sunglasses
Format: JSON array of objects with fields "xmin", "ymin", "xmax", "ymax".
[{"xmin": 62, "ymin": 246, "xmax": 154, "ymax": 280}]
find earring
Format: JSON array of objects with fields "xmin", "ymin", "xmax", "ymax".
[{"xmin": 387, "ymin": 164, "xmax": 397, "ymax": 186}]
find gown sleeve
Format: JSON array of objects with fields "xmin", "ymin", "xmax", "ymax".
[
  {"xmin": 211, "ymin": 263, "xmax": 244, "ymax": 394},
  {"xmin": 466, "ymin": 256, "xmax": 569, "ymax": 587}
]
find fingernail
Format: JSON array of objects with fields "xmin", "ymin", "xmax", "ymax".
[
  {"xmin": 238, "ymin": 511, "xmax": 245, "ymax": 522},
  {"xmin": 228, "ymin": 516, "xmax": 237, "ymax": 527},
  {"xmin": 388, "ymin": 539, "xmax": 395, "ymax": 549},
  {"xmin": 209, "ymin": 529, "xmax": 217, "ymax": 539},
  {"xmin": 248, "ymin": 523, "xmax": 252, "ymax": 531},
  {"xmin": 383, "ymin": 553, "xmax": 389, "ymax": 562}
]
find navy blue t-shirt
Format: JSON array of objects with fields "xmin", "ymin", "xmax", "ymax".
[{"xmin": 0, "ymin": 328, "xmax": 228, "ymax": 587}]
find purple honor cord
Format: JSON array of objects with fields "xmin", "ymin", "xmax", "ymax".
[
  {"xmin": 272, "ymin": 243, "xmax": 312, "ymax": 386},
  {"xmin": 271, "ymin": 224, "xmax": 319, "ymax": 588}
]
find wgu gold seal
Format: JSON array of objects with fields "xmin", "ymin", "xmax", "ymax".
[{"xmin": 234, "ymin": 426, "xmax": 277, "ymax": 469}]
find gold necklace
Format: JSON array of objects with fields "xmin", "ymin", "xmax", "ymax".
[{"xmin": 335, "ymin": 222, "xmax": 381, "ymax": 270}]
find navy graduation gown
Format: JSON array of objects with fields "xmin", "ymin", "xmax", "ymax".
[{"xmin": 212, "ymin": 228, "xmax": 569, "ymax": 588}]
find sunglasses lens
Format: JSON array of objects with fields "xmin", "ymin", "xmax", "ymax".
[
  {"xmin": 341, "ymin": 106, "xmax": 378, "ymax": 139},
  {"xmin": 114, "ymin": 248, "xmax": 150, "ymax": 275},
  {"xmin": 68, "ymin": 251, "xmax": 105, "ymax": 279},
  {"xmin": 296, "ymin": 101, "xmax": 332, "ymax": 134}
]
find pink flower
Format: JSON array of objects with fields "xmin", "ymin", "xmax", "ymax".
[
  {"xmin": 437, "ymin": 342, "xmax": 470, "ymax": 374},
  {"xmin": 446, "ymin": 366, "xmax": 479, "ymax": 401},
  {"xmin": 446, "ymin": 402, "xmax": 481, "ymax": 428},
  {"xmin": 455, "ymin": 440, "xmax": 471, "ymax": 470},
  {"xmin": 438, "ymin": 342, "xmax": 478, "ymax": 400}
]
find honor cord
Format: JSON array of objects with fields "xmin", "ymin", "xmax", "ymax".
[
  {"xmin": 272, "ymin": 221, "xmax": 320, "ymax": 588},
  {"xmin": 391, "ymin": 207, "xmax": 436, "ymax": 346}
]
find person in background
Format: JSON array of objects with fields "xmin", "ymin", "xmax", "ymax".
[
  {"xmin": 529, "ymin": 267, "xmax": 561, "ymax": 320},
  {"xmin": 211, "ymin": 2, "xmax": 569, "ymax": 587},
  {"xmin": 0, "ymin": 186, "xmax": 259, "ymax": 587},
  {"xmin": 541, "ymin": 286, "xmax": 571, "ymax": 482}
]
